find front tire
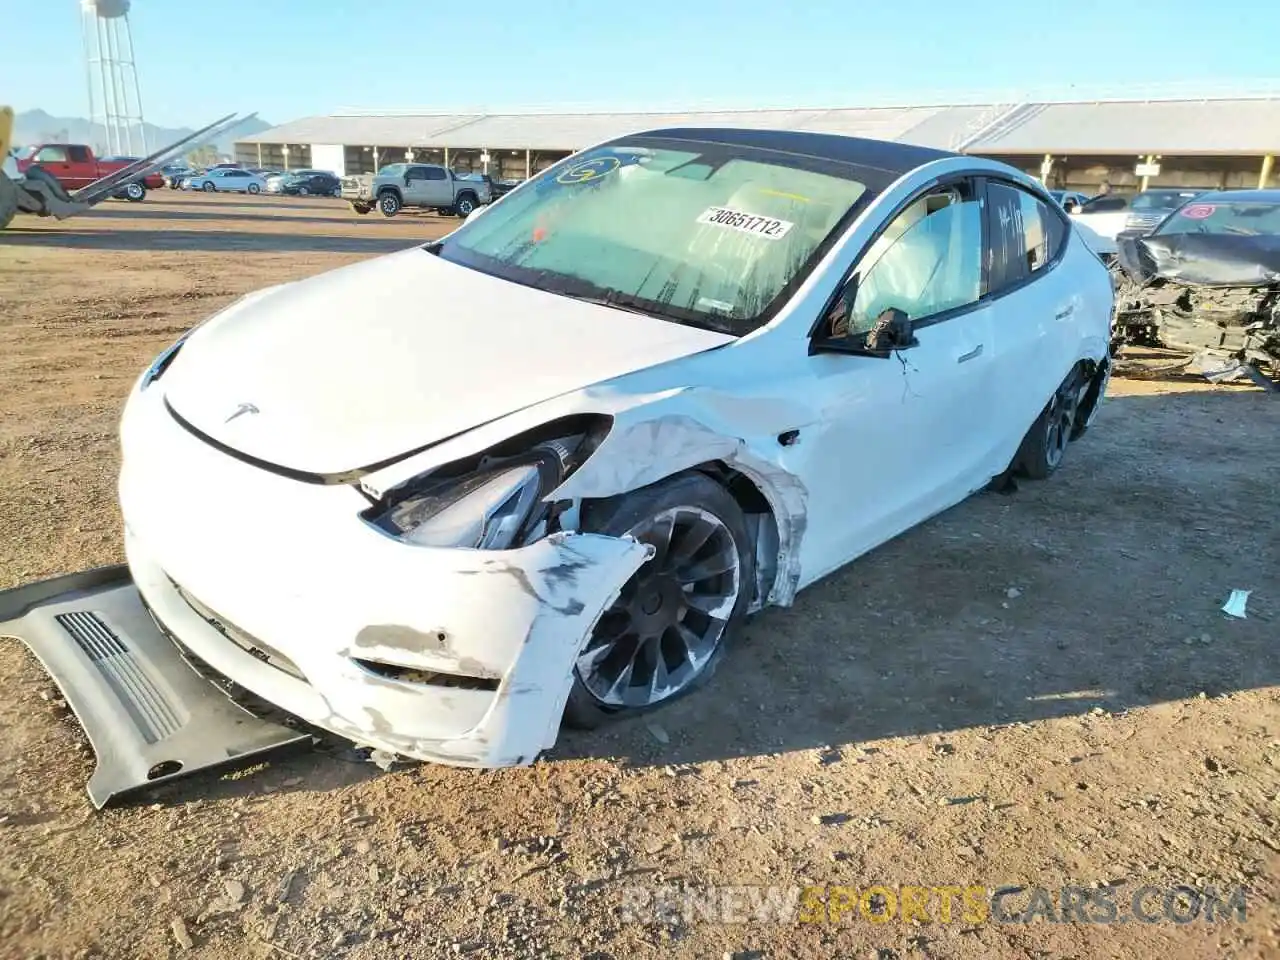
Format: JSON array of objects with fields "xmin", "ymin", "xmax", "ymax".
[
  {"xmin": 563, "ymin": 472, "xmax": 755, "ymax": 729},
  {"xmin": 1015, "ymin": 365, "xmax": 1089, "ymax": 479},
  {"xmin": 378, "ymin": 191, "xmax": 401, "ymax": 217},
  {"xmin": 202, "ymin": 181, "xmax": 216, "ymax": 193},
  {"xmin": 247, "ymin": 183, "xmax": 260, "ymax": 194},
  {"xmin": 298, "ymin": 186, "xmax": 309, "ymax": 196}
]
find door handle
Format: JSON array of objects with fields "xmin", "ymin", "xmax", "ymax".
[
  {"xmin": 956, "ymin": 344, "xmax": 983, "ymax": 364},
  {"xmin": 1055, "ymin": 306, "xmax": 1075, "ymax": 321}
]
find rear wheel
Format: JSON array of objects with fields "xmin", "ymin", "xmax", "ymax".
[
  {"xmin": 378, "ymin": 191, "xmax": 401, "ymax": 217},
  {"xmin": 563, "ymin": 472, "xmax": 754, "ymax": 729},
  {"xmin": 1015, "ymin": 365, "xmax": 1090, "ymax": 479},
  {"xmin": 454, "ymin": 193, "xmax": 478, "ymax": 217},
  {"xmin": 350, "ymin": 203, "xmax": 372, "ymax": 215},
  {"xmin": 123, "ymin": 181, "xmax": 145, "ymax": 202}
]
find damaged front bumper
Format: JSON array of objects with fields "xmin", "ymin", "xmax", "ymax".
[
  {"xmin": 0, "ymin": 566, "xmax": 309, "ymax": 808},
  {"xmin": 1112, "ymin": 232, "xmax": 1280, "ymax": 386},
  {"xmin": 115, "ymin": 382, "xmax": 652, "ymax": 774}
]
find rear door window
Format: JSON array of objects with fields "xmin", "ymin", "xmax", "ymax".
[{"xmin": 985, "ymin": 181, "xmax": 1068, "ymax": 294}]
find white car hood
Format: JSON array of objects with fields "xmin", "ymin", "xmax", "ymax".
[{"xmin": 163, "ymin": 248, "xmax": 732, "ymax": 476}]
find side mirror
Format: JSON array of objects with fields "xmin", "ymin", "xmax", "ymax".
[{"xmin": 863, "ymin": 308, "xmax": 917, "ymax": 353}]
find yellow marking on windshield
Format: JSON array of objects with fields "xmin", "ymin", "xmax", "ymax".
[{"xmin": 759, "ymin": 188, "xmax": 811, "ymax": 203}]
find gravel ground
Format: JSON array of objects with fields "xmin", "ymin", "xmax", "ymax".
[{"xmin": 1, "ymin": 192, "xmax": 1277, "ymax": 960}]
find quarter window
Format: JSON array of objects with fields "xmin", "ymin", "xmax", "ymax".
[{"xmin": 829, "ymin": 182, "xmax": 984, "ymax": 337}]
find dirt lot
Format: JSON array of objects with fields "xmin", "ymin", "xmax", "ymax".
[{"xmin": 1, "ymin": 192, "xmax": 1277, "ymax": 960}]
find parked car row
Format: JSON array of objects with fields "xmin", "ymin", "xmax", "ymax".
[
  {"xmin": 265, "ymin": 169, "xmax": 341, "ymax": 196},
  {"xmin": 166, "ymin": 166, "xmax": 341, "ymax": 196},
  {"xmin": 1070, "ymin": 188, "xmax": 1214, "ymax": 256}
]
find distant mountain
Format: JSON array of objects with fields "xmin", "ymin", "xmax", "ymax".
[{"xmin": 10, "ymin": 109, "xmax": 272, "ymax": 158}]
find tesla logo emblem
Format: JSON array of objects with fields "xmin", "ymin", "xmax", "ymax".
[{"xmin": 224, "ymin": 402, "xmax": 259, "ymax": 423}]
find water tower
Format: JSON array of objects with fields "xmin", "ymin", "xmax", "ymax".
[{"xmin": 80, "ymin": 0, "xmax": 148, "ymax": 156}]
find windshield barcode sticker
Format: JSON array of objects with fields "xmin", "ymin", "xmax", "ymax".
[{"xmin": 697, "ymin": 206, "xmax": 794, "ymax": 240}]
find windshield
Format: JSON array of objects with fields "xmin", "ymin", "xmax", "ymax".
[
  {"xmin": 435, "ymin": 138, "xmax": 871, "ymax": 334},
  {"xmin": 1156, "ymin": 199, "xmax": 1280, "ymax": 237}
]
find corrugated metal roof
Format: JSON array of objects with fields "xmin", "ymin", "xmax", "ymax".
[
  {"xmin": 967, "ymin": 99, "xmax": 1280, "ymax": 155},
  {"xmin": 237, "ymin": 113, "xmax": 487, "ymax": 146},
  {"xmin": 239, "ymin": 106, "xmax": 951, "ymax": 150},
  {"xmin": 237, "ymin": 97, "xmax": 1280, "ymax": 156}
]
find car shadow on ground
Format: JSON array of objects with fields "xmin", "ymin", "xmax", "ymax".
[
  {"xmin": 0, "ymin": 229, "xmax": 422, "ymax": 254},
  {"xmin": 141, "ymin": 196, "xmax": 341, "ymax": 210},
  {"xmin": 79, "ymin": 207, "xmax": 356, "ymax": 227},
  {"xmin": 554, "ymin": 388, "xmax": 1279, "ymax": 768}
]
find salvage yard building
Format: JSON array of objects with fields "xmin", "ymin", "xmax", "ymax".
[{"xmin": 235, "ymin": 91, "xmax": 1280, "ymax": 192}]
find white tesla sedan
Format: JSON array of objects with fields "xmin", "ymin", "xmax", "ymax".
[{"xmin": 120, "ymin": 129, "xmax": 1113, "ymax": 768}]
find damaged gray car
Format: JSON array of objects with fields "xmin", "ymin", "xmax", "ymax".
[{"xmin": 1112, "ymin": 189, "xmax": 1280, "ymax": 387}]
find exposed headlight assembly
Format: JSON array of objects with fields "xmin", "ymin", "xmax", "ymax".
[{"xmin": 366, "ymin": 417, "xmax": 609, "ymax": 550}]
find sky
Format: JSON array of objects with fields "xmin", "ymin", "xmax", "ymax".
[{"xmin": 3, "ymin": 0, "xmax": 1278, "ymax": 129}]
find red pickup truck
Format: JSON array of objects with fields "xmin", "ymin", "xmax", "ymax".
[{"xmin": 14, "ymin": 143, "xmax": 165, "ymax": 200}]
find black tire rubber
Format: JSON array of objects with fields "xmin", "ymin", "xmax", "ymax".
[
  {"xmin": 351, "ymin": 203, "xmax": 371, "ymax": 215},
  {"xmin": 247, "ymin": 183, "xmax": 260, "ymax": 195},
  {"xmin": 562, "ymin": 471, "xmax": 755, "ymax": 730},
  {"xmin": 202, "ymin": 181, "xmax": 216, "ymax": 193},
  {"xmin": 377, "ymin": 191, "xmax": 401, "ymax": 217},
  {"xmin": 124, "ymin": 182, "xmax": 146, "ymax": 202},
  {"xmin": 454, "ymin": 192, "xmax": 478, "ymax": 217},
  {"xmin": 298, "ymin": 186, "xmax": 309, "ymax": 196},
  {"xmin": 1014, "ymin": 365, "xmax": 1089, "ymax": 480},
  {"xmin": 1070, "ymin": 360, "xmax": 1108, "ymax": 441}
]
